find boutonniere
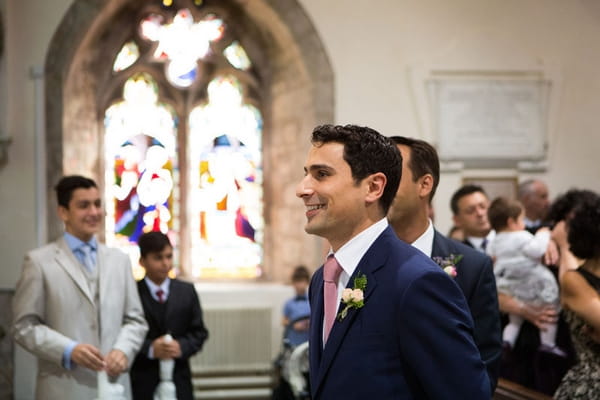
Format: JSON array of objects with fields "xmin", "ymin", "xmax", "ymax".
[
  {"xmin": 432, "ymin": 254, "xmax": 463, "ymax": 278},
  {"xmin": 338, "ymin": 273, "xmax": 367, "ymax": 321}
]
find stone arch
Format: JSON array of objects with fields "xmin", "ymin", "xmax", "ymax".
[{"xmin": 45, "ymin": 0, "xmax": 333, "ymax": 281}]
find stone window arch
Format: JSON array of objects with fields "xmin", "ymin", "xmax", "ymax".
[{"xmin": 44, "ymin": 0, "xmax": 333, "ymax": 282}]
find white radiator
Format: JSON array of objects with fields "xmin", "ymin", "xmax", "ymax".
[{"xmin": 191, "ymin": 307, "xmax": 273, "ymax": 374}]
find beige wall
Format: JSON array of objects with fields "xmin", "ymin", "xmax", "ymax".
[{"xmin": 2, "ymin": 0, "xmax": 600, "ymax": 288}]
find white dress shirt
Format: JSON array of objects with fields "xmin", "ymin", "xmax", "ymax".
[
  {"xmin": 323, "ymin": 217, "xmax": 388, "ymax": 341},
  {"xmin": 410, "ymin": 219, "xmax": 435, "ymax": 257}
]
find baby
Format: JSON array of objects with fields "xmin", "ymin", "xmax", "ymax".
[{"xmin": 487, "ymin": 197, "xmax": 561, "ymax": 354}]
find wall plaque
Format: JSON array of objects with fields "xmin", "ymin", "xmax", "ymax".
[{"xmin": 430, "ymin": 79, "xmax": 549, "ymax": 164}]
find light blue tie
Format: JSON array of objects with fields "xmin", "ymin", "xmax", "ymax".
[{"xmin": 80, "ymin": 244, "xmax": 96, "ymax": 273}]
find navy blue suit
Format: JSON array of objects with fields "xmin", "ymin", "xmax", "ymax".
[
  {"xmin": 432, "ymin": 230, "xmax": 502, "ymax": 392},
  {"xmin": 131, "ymin": 279, "xmax": 209, "ymax": 400},
  {"xmin": 308, "ymin": 226, "xmax": 491, "ymax": 399}
]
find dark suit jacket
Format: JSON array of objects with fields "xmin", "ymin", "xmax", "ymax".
[
  {"xmin": 131, "ymin": 279, "xmax": 209, "ymax": 400},
  {"xmin": 308, "ymin": 226, "xmax": 490, "ymax": 399},
  {"xmin": 432, "ymin": 230, "xmax": 502, "ymax": 391}
]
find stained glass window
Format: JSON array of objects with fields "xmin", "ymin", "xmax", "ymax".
[
  {"xmin": 105, "ymin": 7, "xmax": 260, "ymax": 280},
  {"xmin": 104, "ymin": 73, "xmax": 178, "ymax": 278},
  {"xmin": 139, "ymin": 9, "xmax": 224, "ymax": 88},
  {"xmin": 224, "ymin": 41, "xmax": 251, "ymax": 70},
  {"xmin": 113, "ymin": 41, "xmax": 140, "ymax": 72},
  {"xmin": 189, "ymin": 76, "xmax": 263, "ymax": 278}
]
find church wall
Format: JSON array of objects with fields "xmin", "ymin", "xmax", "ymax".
[{"xmin": 2, "ymin": 0, "xmax": 600, "ymax": 289}]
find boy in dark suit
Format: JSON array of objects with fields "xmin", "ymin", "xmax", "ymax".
[{"xmin": 130, "ymin": 232, "xmax": 209, "ymax": 400}]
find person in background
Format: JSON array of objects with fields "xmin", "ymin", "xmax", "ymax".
[
  {"xmin": 297, "ymin": 124, "xmax": 490, "ymax": 399},
  {"xmin": 450, "ymin": 184, "xmax": 495, "ymax": 253},
  {"xmin": 487, "ymin": 197, "xmax": 562, "ymax": 355},
  {"xmin": 448, "ymin": 225, "xmax": 465, "ymax": 242},
  {"xmin": 552, "ymin": 192, "xmax": 600, "ymax": 399},
  {"xmin": 518, "ymin": 179, "xmax": 551, "ymax": 234},
  {"xmin": 387, "ymin": 135, "xmax": 502, "ymax": 391},
  {"xmin": 12, "ymin": 175, "xmax": 148, "ymax": 399},
  {"xmin": 282, "ymin": 265, "xmax": 311, "ymax": 347},
  {"xmin": 130, "ymin": 231, "xmax": 208, "ymax": 400}
]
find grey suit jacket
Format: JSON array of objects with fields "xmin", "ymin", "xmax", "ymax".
[{"xmin": 12, "ymin": 237, "xmax": 148, "ymax": 400}]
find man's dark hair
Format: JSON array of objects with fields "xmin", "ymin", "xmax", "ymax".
[
  {"xmin": 54, "ymin": 175, "xmax": 98, "ymax": 208},
  {"xmin": 138, "ymin": 231, "xmax": 172, "ymax": 258},
  {"xmin": 450, "ymin": 184, "xmax": 487, "ymax": 215},
  {"xmin": 311, "ymin": 124, "xmax": 402, "ymax": 214},
  {"xmin": 546, "ymin": 189, "xmax": 598, "ymax": 225},
  {"xmin": 291, "ymin": 265, "xmax": 310, "ymax": 282},
  {"xmin": 568, "ymin": 192, "xmax": 600, "ymax": 259},
  {"xmin": 389, "ymin": 136, "xmax": 440, "ymax": 202},
  {"xmin": 487, "ymin": 197, "xmax": 523, "ymax": 232}
]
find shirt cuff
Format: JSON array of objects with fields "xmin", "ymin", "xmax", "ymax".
[
  {"xmin": 148, "ymin": 345, "xmax": 155, "ymax": 359},
  {"xmin": 62, "ymin": 341, "xmax": 78, "ymax": 369}
]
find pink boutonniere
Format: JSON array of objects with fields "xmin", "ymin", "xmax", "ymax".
[
  {"xmin": 337, "ymin": 273, "xmax": 367, "ymax": 321},
  {"xmin": 432, "ymin": 254, "xmax": 463, "ymax": 278}
]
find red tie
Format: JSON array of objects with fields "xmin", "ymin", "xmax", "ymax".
[
  {"xmin": 156, "ymin": 289, "xmax": 165, "ymax": 303},
  {"xmin": 323, "ymin": 255, "xmax": 343, "ymax": 344}
]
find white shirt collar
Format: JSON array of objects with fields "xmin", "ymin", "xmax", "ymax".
[
  {"xmin": 322, "ymin": 218, "xmax": 388, "ymax": 345},
  {"xmin": 467, "ymin": 230, "xmax": 496, "ymax": 252},
  {"xmin": 410, "ymin": 219, "xmax": 435, "ymax": 257},
  {"xmin": 331, "ymin": 217, "xmax": 388, "ymax": 290},
  {"xmin": 524, "ymin": 216, "xmax": 541, "ymax": 228},
  {"xmin": 144, "ymin": 277, "xmax": 171, "ymax": 301}
]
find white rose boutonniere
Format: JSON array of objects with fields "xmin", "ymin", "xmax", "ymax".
[
  {"xmin": 432, "ymin": 254, "xmax": 463, "ymax": 278},
  {"xmin": 337, "ymin": 273, "xmax": 367, "ymax": 321}
]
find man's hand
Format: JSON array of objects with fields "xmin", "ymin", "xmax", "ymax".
[
  {"xmin": 520, "ymin": 303, "xmax": 558, "ymax": 331},
  {"xmin": 71, "ymin": 343, "xmax": 105, "ymax": 371},
  {"xmin": 499, "ymin": 292, "xmax": 558, "ymax": 331},
  {"xmin": 152, "ymin": 335, "xmax": 182, "ymax": 359},
  {"xmin": 105, "ymin": 349, "xmax": 128, "ymax": 377}
]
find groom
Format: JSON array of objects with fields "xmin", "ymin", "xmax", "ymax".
[{"xmin": 296, "ymin": 124, "xmax": 490, "ymax": 399}]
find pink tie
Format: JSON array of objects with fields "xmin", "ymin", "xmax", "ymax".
[{"xmin": 323, "ymin": 255, "xmax": 343, "ymax": 344}]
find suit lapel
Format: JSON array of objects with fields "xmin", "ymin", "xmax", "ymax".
[
  {"xmin": 55, "ymin": 238, "xmax": 95, "ymax": 305},
  {"xmin": 432, "ymin": 230, "xmax": 451, "ymax": 258},
  {"xmin": 312, "ymin": 230, "xmax": 389, "ymax": 395}
]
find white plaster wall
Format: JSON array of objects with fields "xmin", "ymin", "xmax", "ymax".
[
  {"xmin": 1, "ymin": 0, "xmax": 600, "ymax": 288},
  {"xmin": 300, "ymin": 0, "xmax": 600, "ymax": 234},
  {"xmin": 0, "ymin": 0, "xmax": 72, "ymax": 289}
]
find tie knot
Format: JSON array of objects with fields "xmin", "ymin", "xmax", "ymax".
[
  {"xmin": 156, "ymin": 289, "xmax": 165, "ymax": 303},
  {"xmin": 324, "ymin": 255, "xmax": 342, "ymax": 282}
]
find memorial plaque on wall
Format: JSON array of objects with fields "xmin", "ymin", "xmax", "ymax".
[{"xmin": 430, "ymin": 79, "xmax": 548, "ymax": 163}]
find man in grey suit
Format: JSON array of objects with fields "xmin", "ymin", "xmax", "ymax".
[{"xmin": 12, "ymin": 175, "xmax": 148, "ymax": 399}]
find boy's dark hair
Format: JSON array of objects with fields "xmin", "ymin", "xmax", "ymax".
[
  {"xmin": 389, "ymin": 136, "xmax": 440, "ymax": 202},
  {"xmin": 488, "ymin": 197, "xmax": 523, "ymax": 232},
  {"xmin": 138, "ymin": 231, "xmax": 172, "ymax": 258},
  {"xmin": 55, "ymin": 175, "xmax": 97, "ymax": 208},
  {"xmin": 568, "ymin": 192, "xmax": 600, "ymax": 259},
  {"xmin": 291, "ymin": 265, "xmax": 310, "ymax": 282},
  {"xmin": 311, "ymin": 124, "xmax": 402, "ymax": 215},
  {"xmin": 450, "ymin": 184, "xmax": 487, "ymax": 215}
]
